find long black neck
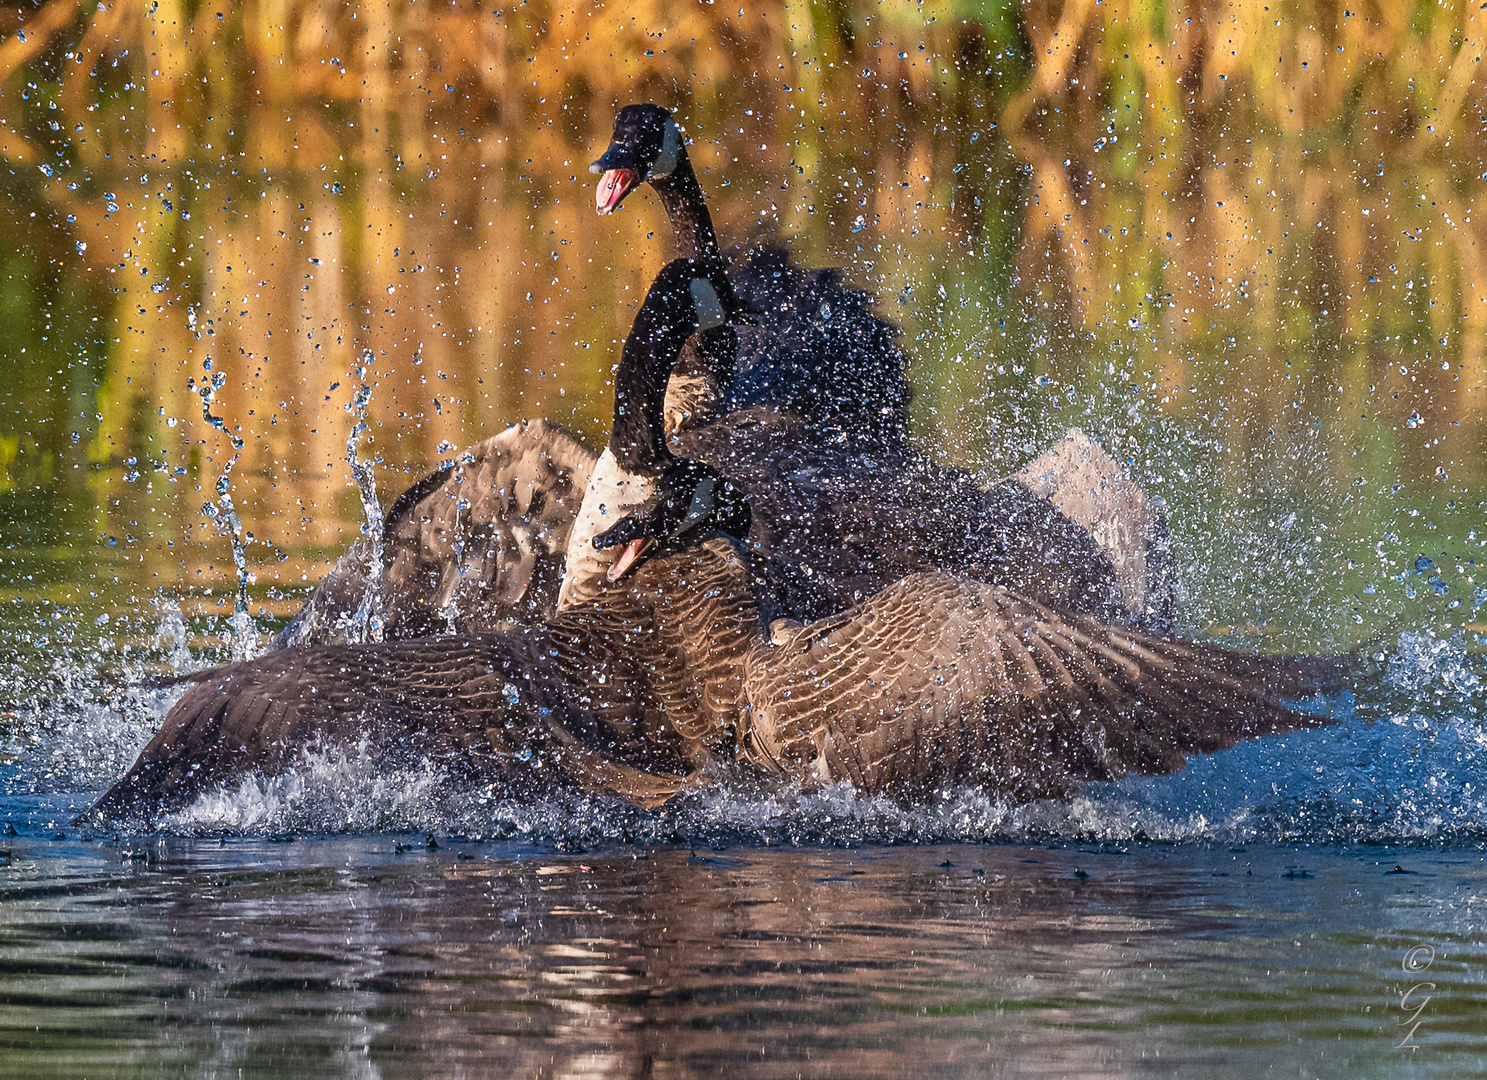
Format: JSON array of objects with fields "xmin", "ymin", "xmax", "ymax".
[
  {"xmin": 650, "ymin": 147, "xmax": 720, "ymax": 262},
  {"xmin": 609, "ymin": 290, "xmax": 698, "ymax": 476}
]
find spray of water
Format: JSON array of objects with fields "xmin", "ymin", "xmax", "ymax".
[
  {"xmin": 119, "ymin": 629, "xmax": 1481, "ymax": 846},
  {"xmin": 188, "ymin": 332, "xmax": 260, "ymax": 662},
  {"xmin": 344, "ymin": 352, "xmax": 386, "ymax": 644}
]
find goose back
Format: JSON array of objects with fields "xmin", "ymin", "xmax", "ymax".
[
  {"xmin": 672, "ymin": 409, "xmax": 1130, "ymax": 627},
  {"xmin": 723, "ymin": 243, "xmax": 912, "ymax": 446}
]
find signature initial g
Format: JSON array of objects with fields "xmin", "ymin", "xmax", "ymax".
[{"xmin": 1394, "ymin": 981, "xmax": 1436, "ymax": 1049}]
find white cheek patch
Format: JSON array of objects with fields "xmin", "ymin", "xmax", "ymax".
[
  {"xmin": 690, "ymin": 278, "xmax": 726, "ymax": 330},
  {"xmin": 650, "ymin": 119, "xmax": 683, "ymax": 179}
]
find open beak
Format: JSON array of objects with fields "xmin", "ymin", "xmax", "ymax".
[
  {"xmin": 607, "ymin": 537, "xmax": 654, "ymax": 581},
  {"xmin": 595, "ymin": 168, "xmax": 641, "ymax": 215}
]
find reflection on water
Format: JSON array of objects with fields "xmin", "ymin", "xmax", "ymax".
[
  {"xmin": 0, "ymin": 0, "xmax": 1483, "ymax": 650},
  {"xmin": 0, "ymin": 836, "xmax": 1482, "ymax": 1079}
]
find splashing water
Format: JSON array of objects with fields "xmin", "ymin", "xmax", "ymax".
[
  {"xmin": 153, "ymin": 606, "xmax": 193, "ymax": 673},
  {"xmin": 1, "ymin": 595, "xmax": 1484, "ymax": 847},
  {"xmin": 189, "ymin": 347, "xmax": 261, "ymax": 663},
  {"xmin": 91, "ymin": 631, "xmax": 1475, "ymax": 846},
  {"xmin": 344, "ymin": 353, "xmax": 385, "ymax": 645},
  {"xmin": 0, "ymin": 612, "xmax": 194, "ymax": 798}
]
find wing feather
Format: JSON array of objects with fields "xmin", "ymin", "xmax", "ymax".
[
  {"xmin": 742, "ymin": 573, "xmax": 1343, "ymax": 799},
  {"xmin": 280, "ymin": 420, "xmax": 597, "ymax": 645}
]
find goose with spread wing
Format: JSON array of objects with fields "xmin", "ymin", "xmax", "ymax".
[
  {"xmin": 86, "ymin": 261, "xmax": 1340, "ymax": 825},
  {"xmin": 87, "ymin": 261, "xmax": 753, "ymax": 822}
]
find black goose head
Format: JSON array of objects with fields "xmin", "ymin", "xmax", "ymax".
[
  {"xmin": 591, "ymin": 104, "xmax": 685, "ymax": 215},
  {"xmin": 592, "ymin": 458, "xmax": 751, "ymax": 581}
]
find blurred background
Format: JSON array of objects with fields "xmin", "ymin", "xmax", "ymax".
[{"xmin": 1, "ymin": 0, "xmax": 1484, "ymax": 656}]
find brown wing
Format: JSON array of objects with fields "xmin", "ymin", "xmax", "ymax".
[
  {"xmin": 740, "ymin": 574, "xmax": 1343, "ymax": 801},
  {"xmin": 1013, "ymin": 428, "xmax": 1173, "ymax": 631},
  {"xmin": 83, "ymin": 629, "xmax": 686, "ymax": 827},
  {"xmin": 85, "ymin": 540, "xmax": 762, "ymax": 827},
  {"xmin": 282, "ymin": 419, "xmax": 597, "ymax": 645}
]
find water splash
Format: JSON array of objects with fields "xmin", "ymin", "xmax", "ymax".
[
  {"xmin": 0, "ymin": 608, "xmax": 191, "ymax": 797},
  {"xmin": 167, "ymin": 741, "xmax": 455, "ymax": 835},
  {"xmin": 189, "ymin": 346, "xmax": 260, "ymax": 662},
  {"xmin": 14, "ymin": 601, "xmax": 1481, "ymax": 849},
  {"xmin": 343, "ymin": 352, "xmax": 385, "ymax": 644},
  {"xmin": 153, "ymin": 605, "xmax": 193, "ymax": 673},
  {"xmin": 136, "ymin": 637, "xmax": 1486, "ymax": 846}
]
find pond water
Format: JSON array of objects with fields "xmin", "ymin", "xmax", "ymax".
[
  {"xmin": 0, "ymin": 826, "xmax": 1484, "ymax": 1079},
  {"xmin": 3, "ymin": 0, "xmax": 1487, "ymax": 1074}
]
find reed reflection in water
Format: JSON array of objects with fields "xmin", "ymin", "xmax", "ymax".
[
  {"xmin": 0, "ymin": 0, "xmax": 1484, "ymax": 643},
  {"xmin": 0, "ymin": 839, "xmax": 1482, "ymax": 1079}
]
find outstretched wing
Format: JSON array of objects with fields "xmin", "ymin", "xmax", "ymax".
[
  {"xmin": 741, "ymin": 574, "xmax": 1343, "ymax": 800},
  {"xmin": 85, "ymin": 541, "xmax": 762, "ymax": 827},
  {"xmin": 281, "ymin": 419, "xmax": 597, "ymax": 645},
  {"xmin": 1013, "ymin": 428, "xmax": 1173, "ymax": 632},
  {"xmin": 84, "ymin": 629, "xmax": 685, "ymax": 826}
]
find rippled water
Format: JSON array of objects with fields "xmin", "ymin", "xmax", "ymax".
[
  {"xmin": 0, "ymin": 828, "xmax": 1483, "ymax": 1080},
  {"xmin": 1, "ymin": 610, "xmax": 1485, "ymax": 1073}
]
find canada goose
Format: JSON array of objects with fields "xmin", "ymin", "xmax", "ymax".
[
  {"xmin": 592, "ymin": 104, "xmax": 1173, "ymax": 630},
  {"xmin": 84, "ymin": 538, "xmax": 1338, "ymax": 823},
  {"xmin": 85, "ymin": 261, "xmax": 1340, "ymax": 824},
  {"xmin": 87, "ymin": 260, "xmax": 757, "ymax": 823},
  {"xmin": 277, "ymin": 107, "xmax": 1168, "ymax": 648},
  {"xmin": 594, "ymin": 104, "xmax": 913, "ymax": 445}
]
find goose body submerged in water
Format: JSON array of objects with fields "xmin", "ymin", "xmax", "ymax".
[
  {"xmin": 87, "ymin": 261, "xmax": 1340, "ymax": 826},
  {"xmin": 283, "ymin": 104, "xmax": 1171, "ymax": 647}
]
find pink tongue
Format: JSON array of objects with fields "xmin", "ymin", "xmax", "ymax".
[
  {"xmin": 607, "ymin": 537, "xmax": 654, "ymax": 581},
  {"xmin": 595, "ymin": 169, "xmax": 636, "ymax": 215}
]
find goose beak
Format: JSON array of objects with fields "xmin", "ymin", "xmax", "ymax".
[
  {"xmin": 595, "ymin": 168, "xmax": 641, "ymax": 215},
  {"xmin": 607, "ymin": 537, "xmax": 654, "ymax": 581}
]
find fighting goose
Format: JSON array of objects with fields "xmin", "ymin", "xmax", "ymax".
[
  {"xmin": 594, "ymin": 104, "xmax": 912, "ymax": 445},
  {"xmin": 593, "ymin": 104, "xmax": 1171, "ymax": 629},
  {"xmin": 277, "ymin": 107, "xmax": 917, "ymax": 646},
  {"xmin": 553, "ymin": 272, "xmax": 1136, "ymax": 629},
  {"xmin": 86, "ymin": 261, "xmax": 755, "ymax": 823},
  {"xmin": 85, "ymin": 261, "xmax": 1342, "ymax": 824},
  {"xmin": 278, "ymin": 106, "xmax": 1167, "ymax": 648}
]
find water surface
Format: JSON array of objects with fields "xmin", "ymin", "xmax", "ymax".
[
  {"xmin": 1, "ymin": 828, "xmax": 1483, "ymax": 1080},
  {"xmin": 2, "ymin": 0, "xmax": 1487, "ymax": 1074}
]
